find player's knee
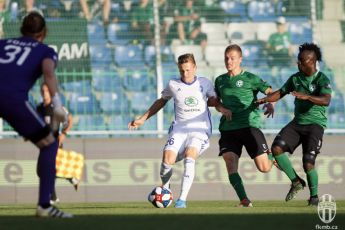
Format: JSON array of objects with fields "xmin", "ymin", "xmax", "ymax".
[
  {"xmin": 257, "ymin": 162, "xmax": 271, "ymax": 173},
  {"xmin": 303, "ymin": 153, "xmax": 317, "ymax": 172},
  {"xmin": 271, "ymin": 139, "xmax": 288, "ymax": 156},
  {"xmin": 222, "ymin": 152, "xmax": 238, "ymax": 173},
  {"xmin": 258, "ymin": 166, "xmax": 270, "ymax": 173},
  {"xmin": 163, "ymin": 150, "xmax": 177, "ymax": 165}
]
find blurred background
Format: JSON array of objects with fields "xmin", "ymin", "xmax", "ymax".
[{"xmin": 0, "ymin": 0, "xmax": 344, "ymax": 203}]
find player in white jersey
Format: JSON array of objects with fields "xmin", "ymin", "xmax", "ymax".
[{"xmin": 129, "ymin": 53, "xmax": 231, "ymax": 208}]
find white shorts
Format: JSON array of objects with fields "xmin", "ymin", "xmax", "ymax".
[{"xmin": 163, "ymin": 131, "xmax": 210, "ymax": 162}]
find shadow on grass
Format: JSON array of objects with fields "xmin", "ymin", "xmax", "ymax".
[{"xmin": 0, "ymin": 213, "xmax": 344, "ymax": 230}]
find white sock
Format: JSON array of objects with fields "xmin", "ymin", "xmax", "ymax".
[
  {"xmin": 179, "ymin": 157, "xmax": 195, "ymax": 201},
  {"xmin": 160, "ymin": 162, "xmax": 173, "ymax": 189}
]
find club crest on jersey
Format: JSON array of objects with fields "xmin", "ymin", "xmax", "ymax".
[
  {"xmin": 236, "ymin": 80, "xmax": 243, "ymax": 87},
  {"xmin": 184, "ymin": 96, "xmax": 198, "ymax": 107},
  {"xmin": 309, "ymin": 84, "xmax": 316, "ymax": 92},
  {"xmin": 262, "ymin": 144, "xmax": 268, "ymax": 150}
]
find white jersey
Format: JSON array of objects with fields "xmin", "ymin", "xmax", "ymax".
[{"xmin": 162, "ymin": 76, "xmax": 216, "ymax": 136}]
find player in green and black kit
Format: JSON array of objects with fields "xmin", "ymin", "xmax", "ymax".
[
  {"xmin": 257, "ymin": 43, "xmax": 332, "ymax": 206},
  {"xmin": 215, "ymin": 44, "xmax": 276, "ymax": 207}
]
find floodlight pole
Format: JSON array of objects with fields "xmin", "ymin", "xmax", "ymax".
[{"xmin": 153, "ymin": 0, "xmax": 164, "ymax": 138}]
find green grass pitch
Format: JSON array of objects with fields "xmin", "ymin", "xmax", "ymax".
[{"xmin": 0, "ymin": 201, "xmax": 344, "ymax": 230}]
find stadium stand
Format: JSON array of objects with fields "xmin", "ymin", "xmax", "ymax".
[
  {"xmin": 75, "ymin": 114, "xmax": 107, "ymax": 131},
  {"xmin": 123, "ymin": 66, "xmax": 151, "ymax": 90},
  {"xmin": 247, "ymin": 0, "xmax": 276, "ymax": 22},
  {"xmin": 99, "ymin": 91, "xmax": 129, "ymax": 114},
  {"xmin": 2, "ymin": 0, "xmax": 344, "ymax": 135},
  {"xmin": 69, "ymin": 92, "xmax": 101, "ymax": 114}
]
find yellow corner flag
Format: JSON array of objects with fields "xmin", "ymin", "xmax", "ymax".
[{"xmin": 56, "ymin": 148, "xmax": 84, "ymax": 181}]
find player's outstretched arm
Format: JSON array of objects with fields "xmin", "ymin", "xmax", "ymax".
[
  {"xmin": 291, "ymin": 91, "xmax": 331, "ymax": 106},
  {"xmin": 128, "ymin": 98, "xmax": 168, "ymax": 130},
  {"xmin": 256, "ymin": 89, "xmax": 282, "ymax": 105}
]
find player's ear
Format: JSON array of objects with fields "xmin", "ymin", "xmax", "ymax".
[{"xmin": 37, "ymin": 28, "xmax": 47, "ymax": 42}]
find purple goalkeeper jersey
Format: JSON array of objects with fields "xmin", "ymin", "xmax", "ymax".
[{"xmin": 0, "ymin": 36, "xmax": 58, "ymax": 100}]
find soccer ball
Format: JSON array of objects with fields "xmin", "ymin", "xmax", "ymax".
[{"xmin": 147, "ymin": 186, "xmax": 173, "ymax": 208}]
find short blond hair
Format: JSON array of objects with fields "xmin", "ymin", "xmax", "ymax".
[{"xmin": 177, "ymin": 53, "xmax": 196, "ymax": 65}]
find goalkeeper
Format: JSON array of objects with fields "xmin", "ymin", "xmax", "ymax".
[
  {"xmin": 0, "ymin": 12, "xmax": 72, "ymax": 217},
  {"xmin": 37, "ymin": 83, "xmax": 78, "ymax": 205}
]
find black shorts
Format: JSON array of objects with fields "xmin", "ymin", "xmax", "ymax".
[
  {"xmin": 218, "ymin": 127, "xmax": 270, "ymax": 159},
  {"xmin": 273, "ymin": 120, "xmax": 324, "ymax": 155}
]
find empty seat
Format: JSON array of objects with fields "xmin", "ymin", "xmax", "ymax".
[
  {"xmin": 62, "ymin": 80, "xmax": 92, "ymax": 94},
  {"xmin": 248, "ymin": 66, "xmax": 274, "ymax": 85},
  {"xmin": 89, "ymin": 44, "xmax": 113, "ymax": 66},
  {"xmin": 162, "ymin": 64, "xmax": 179, "ymax": 87},
  {"xmin": 240, "ymin": 41, "xmax": 266, "ymax": 67},
  {"xmin": 107, "ymin": 23, "xmax": 131, "ymax": 45},
  {"xmin": 204, "ymin": 45, "xmax": 227, "ymax": 67},
  {"xmin": 123, "ymin": 67, "xmax": 152, "ymax": 91},
  {"xmin": 69, "ymin": 92, "xmax": 101, "ymax": 114},
  {"xmin": 76, "ymin": 115, "xmax": 106, "ymax": 130},
  {"xmin": 288, "ymin": 20, "xmax": 313, "ymax": 44},
  {"xmin": 248, "ymin": 1, "xmax": 276, "ymax": 22},
  {"xmin": 220, "ymin": 1, "xmax": 248, "ymax": 22},
  {"xmin": 201, "ymin": 23, "xmax": 229, "ymax": 45},
  {"xmin": 108, "ymin": 115, "xmax": 128, "ymax": 130},
  {"xmin": 99, "ymin": 91, "xmax": 129, "ymax": 114},
  {"xmin": 227, "ymin": 22, "xmax": 257, "ymax": 45},
  {"xmin": 92, "ymin": 67, "xmax": 123, "ymax": 92},
  {"xmin": 144, "ymin": 45, "xmax": 174, "ymax": 67},
  {"xmin": 114, "ymin": 45, "xmax": 144, "ymax": 67},
  {"xmin": 87, "ymin": 22, "xmax": 106, "ymax": 44},
  {"xmin": 131, "ymin": 91, "xmax": 156, "ymax": 114}
]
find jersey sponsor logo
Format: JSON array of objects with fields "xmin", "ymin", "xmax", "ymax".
[
  {"xmin": 309, "ymin": 84, "xmax": 316, "ymax": 92},
  {"xmin": 184, "ymin": 96, "xmax": 198, "ymax": 107},
  {"xmin": 236, "ymin": 80, "xmax": 243, "ymax": 87}
]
